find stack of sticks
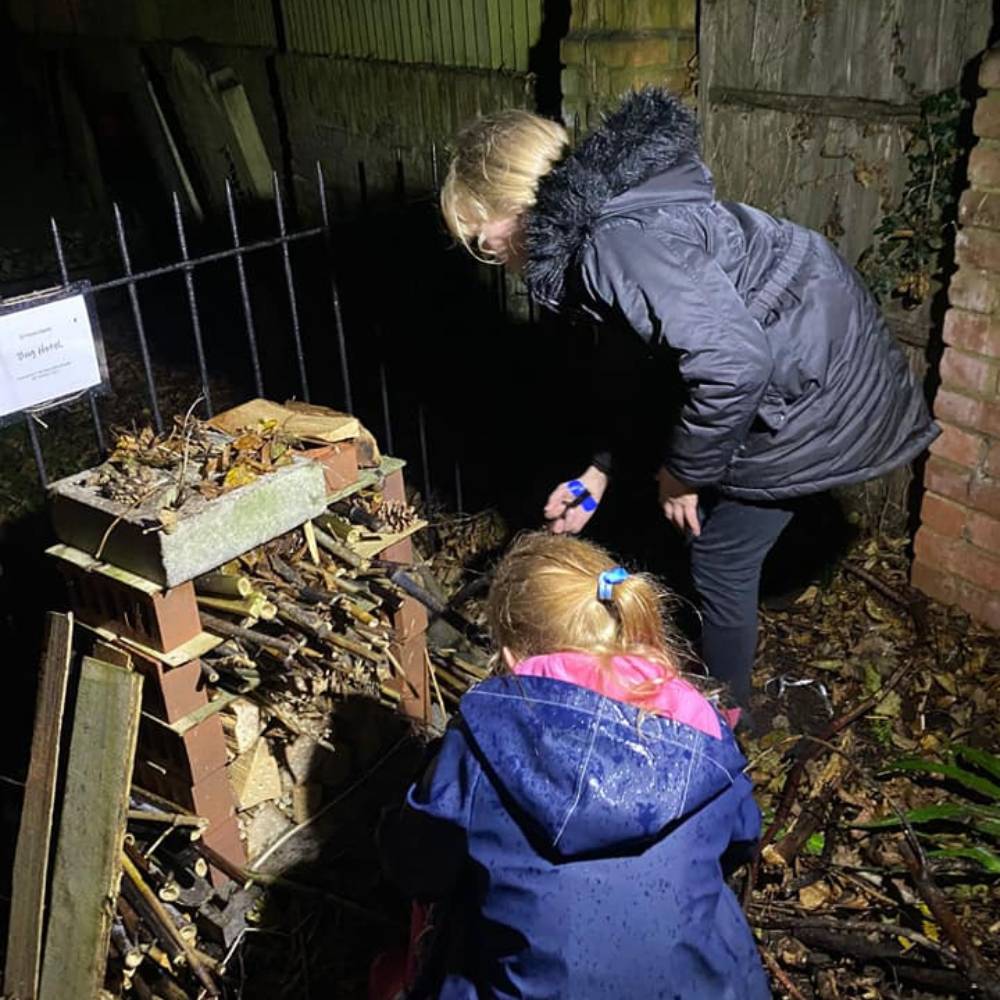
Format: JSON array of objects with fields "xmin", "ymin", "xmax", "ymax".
[{"xmin": 107, "ymin": 789, "xmax": 261, "ymax": 998}]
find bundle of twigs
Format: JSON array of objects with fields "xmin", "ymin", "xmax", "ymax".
[{"xmin": 106, "ymin": 790, "xmax": 255, "ymax": 998}]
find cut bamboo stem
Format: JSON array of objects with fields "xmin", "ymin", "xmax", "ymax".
[
  {"xmin": 120, "ymin": 852, "xmax": 218, "ymax": 996},
  {"xmin": 199, "ymin": 613, "xmax": 300, "ymax": 657},
  {"xmin": 312, "ymin": 524, "xmax": 368, "ymax": 570},
  {"xmin": 194, "ymin": 574, "xmax": 252, "ymax": 599}
]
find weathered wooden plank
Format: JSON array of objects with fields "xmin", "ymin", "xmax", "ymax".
[
  {"xmin": 510, "ymin": 0, "xmax": 529, "ymax": 73},
  {"xmin": 486, "ymin": 0, "xmax": 503, "ymax": 69},
  {"xmin": 3, "ymin": 613, "xmax": 74, "ymax": 1000},
  {"xmin": 408, "ymin": 0, "xmax": 427, "ymax": 64},
  {"xmin": 498, "ymin": 0, "xmax": 515, "ymax": 69},
  {"xmin": 462, "ymin": 0, "xmax": 480, "ymax": 68},
  {"xmin": 703, "ymin": 105, "xmax": 911, "ymax": 264},
  {"xmin": 448, "ymin": 0, "xmax": 466, "ymax": 66},
  {"xmin": 709, "ymin": 87, "xmax": 922, "ymax": 124},
  {"xmin": 701, "ymin": 0, "xmax": 990, "ymax": 101},
  {"xmin": 38, "ymin": 657, "xmax": 143, "ymax": 1000}
]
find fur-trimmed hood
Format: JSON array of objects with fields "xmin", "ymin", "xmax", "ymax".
[{"xmin": 523, "ymin": 88, "xmax": 702, "ymax": 308}]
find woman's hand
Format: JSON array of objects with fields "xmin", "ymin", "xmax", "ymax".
[
  {"xmin": 544, "ymin": 466, "xmax": 609, "ymax": 535},
  {"xmin": 656, "ymin": 466, "xmax": 700, "ymax": 536}
]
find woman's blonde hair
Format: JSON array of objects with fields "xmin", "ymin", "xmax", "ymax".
[
  {"xmin": 487, "ymin": 531, "xmax": 690, "ymax": 706},
  {"xmin": 440, "ymin": 109, "xmax": 569, "ymax": 261}
]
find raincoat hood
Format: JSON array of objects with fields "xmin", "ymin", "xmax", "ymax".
[
  {"xmin": 459, "ymin": 673, "xmax": 746, "ymax": 859},
  {"xmin": 524, "ymin": 88, "xmax": 702, "ymax": 308}
]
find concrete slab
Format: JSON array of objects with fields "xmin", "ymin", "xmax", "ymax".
[{"xmin": 49, "ymin": 455, "xmax": 327, "ymax": 588}]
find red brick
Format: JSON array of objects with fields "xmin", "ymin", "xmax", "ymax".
[
  {"xmin": 974, "ymin": 92, "xmax": 1000, "ymax": 140},
  {"xmin": 981, "ymin": 48, "xmax": 1000, "ymax": 90},
  {"xmin": 923, "ymin": 455, "xmax": 972, "ymax": 504},
  {"xmin": 133, "ymin": 761, "xmax": 236, "ymax": 830},
  {"xmin": 914, "ymin": 526, "xmax": 1000, "ymax": 592},
  {"xmin": 955, "ymin": 578, "xmax": 1000, "ymax": 630},
  {"xmin": 913, "ymin": 525, "xmax": 957, "ymax": 569},
  {"xmin": 59, "ymin": 564, "xmax": 202, "ymax": 654},
  {"xmin": 911, "ymin": 559, "xmax": 959, "ymax": 604},
  {"xmin": 956, "ymin": 538, "xmax": 1000, "ymax": 590},
  {"xmin": 389, "ymin": 633, "xmax": 429, "ymax": 722},
  {"xmin": 934, "ymin": 388, "xmax": 1000, "ymax": 436},
  {"xmin": 201, "ymin": 814, "xmax": 246, "ymax": 886},
  {"xmin": 939, "ymin": 345, "xmax": 999, "ymax": 397},
  {"xmin": 381, "ymin": 468, "xmax": 407, "ymax": 505},
  {"xmin": 929, "ymin": 421, "xmax": 987, "ymax": 469},
  {"xmin": 913, "ymin": 559, "xmax": 1000, "ymax": 630},
  {"xmin": 137, "ymin": 713, "xmax": 229, "ymax": 785},
  {"xmin": 919, "ymin": 492, "xmax": 967, "ymax": 538},
  {"xmin": 948, "ymin": 266, "xmax": 1000, "ymax": 315},
  {"xmin": 959, "ymin": 189, "xmax": 1000, "ymax": 230},
  {"xmin": 390, "ymin": 595, "xmax": 428, "ymax": 640},
  {"xmin": 381, "ymin": 536, "xmax": 414, "ymax": 564},
  {"xmin": 967, "ymin": 510, "xmax": 1000, "ymax": 554},
  {"xmin": 131, "ymin": 653, "xmax": 208, "ymax": 724},
  {"xmin": 943, "ymin": 309, "xmax": 1000, "ymax": 359},
  {"xmin": 969, "ymin": 477, "xmax": 1000, "ymax": 518},
  {"xmin": 985, "ymin": 442, "xmax": 1000, "ymax": 478},
  {"xmin": 956, "ymin": 225, "xmax": 1000, "ymax": 273},
  {"xmin": 302, "ymin": 440, "xmax": 358, "ymax": 495}
]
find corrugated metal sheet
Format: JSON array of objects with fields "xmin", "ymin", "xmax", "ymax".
[{"xmin": 282, "ymin": 0, "xmax": 542, "ymax": 71}]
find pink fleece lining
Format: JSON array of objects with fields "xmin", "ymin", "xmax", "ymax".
[{"xmin": 513, "ymin": 652, "xmax": 729, "ymax": 739}]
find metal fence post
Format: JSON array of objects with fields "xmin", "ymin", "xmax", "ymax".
[
  {"xmin": 113, "ymin": 204, "xmax": 164, "ymax": 433},
  {"xmin": 316, "ymin": 162, "xmax": 353, "ymax": 414},
  {"xmin": 172, "ymin": 192, "xmax": 214, "ymax": 415},
  {"xmin": 224, "ymin": 179, "xmax": 265, "ymax": 397},
  {"xmin": 272, "ymin": 172, "xmax": 310, "ymax": 402}
]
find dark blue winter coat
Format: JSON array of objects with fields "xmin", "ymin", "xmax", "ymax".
[
  {"xmin": 522, "ymin": 89, "xmax": 938, "ymax": 500},
  {"xmin": 380, "ymin": 675, "xmax": 771, "ymax": 999}
]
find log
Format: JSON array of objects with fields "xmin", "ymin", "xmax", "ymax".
[
  {"xmin": 39, "ymin": 657, "xmax": 143, "ymax": 1000},
  {"xmin": 5, "ymin": 613, "xmax": 74, "ymax": 1000}
]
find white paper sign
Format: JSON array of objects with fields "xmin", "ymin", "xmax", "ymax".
[{"xmin": 0, "ymin": 294, "xmax": 102, "ymax": 418}]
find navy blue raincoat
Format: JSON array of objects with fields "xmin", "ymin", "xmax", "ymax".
[
  {"xmin": 379, "ymin": 675, "xmax": 771, "ymax": 999},
  {"xmin": 522, "ymin": 89, "xmax": 938, "ymax": 499}
]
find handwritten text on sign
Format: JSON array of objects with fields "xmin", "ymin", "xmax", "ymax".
[{"xmin": 0, "ymin": 295, "xmax": 101, "ymax": 418}]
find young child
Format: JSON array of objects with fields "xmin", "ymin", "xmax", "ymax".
[
  {"xmin": 440, "ymin": 89, "xmax": 937, "ymax": 708},
  {"xmin": 377, "ymin": 531, "xmax": 771, "ymax": 999}
]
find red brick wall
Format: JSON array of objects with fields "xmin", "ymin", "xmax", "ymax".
[{"xmin": 912, "ymin": 46, "xmax": 1000, "ymax": 629}]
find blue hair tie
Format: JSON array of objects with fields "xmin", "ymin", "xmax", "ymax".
[
  {"xmin": 597, "ymin": 566, "xmax": 629, "ymax": 602},
  {"xmin": 567, "ymin": 479, "xmax": 598, "ymax": 513}
]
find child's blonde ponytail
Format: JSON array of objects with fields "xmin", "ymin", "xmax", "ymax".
[{"xmin": 487, "ymin": 532, "xmax": 692, "ymax": 705}]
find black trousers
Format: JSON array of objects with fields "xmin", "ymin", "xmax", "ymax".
[{"xmin": 688, "ymin": 492, "xmax": 799, "ymax": 706}]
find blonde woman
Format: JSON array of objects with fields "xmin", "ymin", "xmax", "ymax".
[
  {"xmin": 378, "ymin": 532, "xmax": 768, "ymax": 999},
  {"xmin": 440, "ymin": 89, "xmax": 937, "ymax": 709}
]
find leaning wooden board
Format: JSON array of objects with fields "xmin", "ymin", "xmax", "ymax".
[
  {"xmin": 38, "ymin": 656, "xmax": 143, "ymax": 1000},
  {"xmin": 3, "ymin": 613, "xmax": 74, "ymax": 1000}
]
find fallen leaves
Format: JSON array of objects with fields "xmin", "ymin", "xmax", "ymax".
[{"xmin": 747, "ymin": 534, "xmax": 1000, "ymax": 997}]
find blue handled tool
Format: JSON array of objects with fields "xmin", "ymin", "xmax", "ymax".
[{"xmin": 566, "ymin": 479, "xmax": 598, "ymax": 513}]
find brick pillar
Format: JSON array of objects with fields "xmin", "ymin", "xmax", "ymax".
[
  {"xmin": 561, "ymin": 0, "xmax": 697, "ymax": 130},
  {"xmin": 912, "ymin": 46, "xmax": 1000, "ymax": 629}
]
